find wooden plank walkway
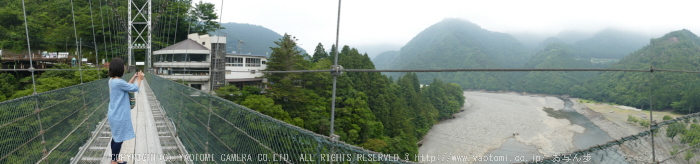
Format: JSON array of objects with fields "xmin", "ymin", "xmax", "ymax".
[{"xmin": 99, "ymin": 82, "xmax": 166, "ymax": 164}]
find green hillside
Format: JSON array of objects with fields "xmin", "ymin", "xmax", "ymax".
[
  {"xmin": 572, "ymin": 29, "xmax": 700, "ymax": 113},
  {"xmin": 217, "ymin": 23, "xmax": 306, "ymax": 55},
  {"xmin": 387, "ymin": 18, "xmax": 530, "ymax": 90},
  {"xmin": 371, "ymin": 50, "xmax": 399, "ymax": 70},
  {"xmin": 517, "ymin": 43, "xmax": 611, "ymax": 94},
  {"xmin": 572, "ymin": 28, "xmax": 649, "ymax": 59}
]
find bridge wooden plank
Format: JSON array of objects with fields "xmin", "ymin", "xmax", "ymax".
[{"xmin": 136, "ymin": 86, "xmax": 165, "ymax": 164}]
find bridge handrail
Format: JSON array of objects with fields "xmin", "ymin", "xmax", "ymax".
[
  {"xmin": 0, "ymin": 73, "xmax": 133, "ymax": 163},
  {"xmin": 146, "ymin": 72, "xmax": 414, "ymax": 163}
]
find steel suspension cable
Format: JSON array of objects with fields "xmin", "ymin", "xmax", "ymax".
[
  {"xmin": 330, "ymin": 0, "xmax": 342, "ymax": 151},
  {"xmin": 20, "ymin": 0, "xmax": 47, "ymax": 161},
  {"xmin": 88, "ymin": 0, "xmax": 101, "ymax": 78},
  {"xmin": 98, "ymin": 0, "xmax": 110, "ymax": 61},
  {"xmin": 173, "ymin": 0, "xmax": 180, "ymax": 44},
  {"xmin": 69, "ymin": 0, "xmax": 84, "ymax": 84}
]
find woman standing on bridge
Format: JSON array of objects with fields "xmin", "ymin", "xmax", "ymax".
[{"xmin": 107, "ymin": 58, "xmax": 143, "ymax": 164}]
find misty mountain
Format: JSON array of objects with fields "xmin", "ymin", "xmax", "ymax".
[
  {"xmin": 517, "ymin": 43, "xmax": 611, "ymax": 94},
  {"xmin": 535, "ymin": 37, "xmax": 567, "ymax": 50},
  {"xmin": 572, "ymin": 28, "xmax": 649, "ymax": 59},
  {"xmin": 572, "ymin": 29, "xmax": 700, "ymax": 112},
  {"xmin": 217, "ymin": 23, "xmax": 306, "ymax": 55},
  {"xmin": 554, "ymin": 30, "xmax": 592, "ymax": 44},
  {"xmin": 386, "ymin": 18, "xmax": 530, "ymax": 90},
  {"xmin": 353, "ymin": 44, "xmax": 401, "ymax": 59},
  {"xmin": 371, "ymin": 50, "xmax": 399, "ymax": 70}
]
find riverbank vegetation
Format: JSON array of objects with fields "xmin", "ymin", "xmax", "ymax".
[{"xmin": 214, "ymin": 34, "xmax": 465, "ymax": 160}]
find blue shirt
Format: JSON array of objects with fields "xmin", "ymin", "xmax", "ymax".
[{"xmin": 108, "ymin": 78, "xmax": 139, "ymax": 142}]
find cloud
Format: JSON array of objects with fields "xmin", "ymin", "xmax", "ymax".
[{"xmin": 200, "ymin": 0, "xmax": 700, "ymax": 55}]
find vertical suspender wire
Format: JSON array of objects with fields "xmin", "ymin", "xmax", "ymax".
[
  {"xmin": 330, "ymin": 0, "xmax": 341, "ymax": 143},
  {"xmin": 649, "ymin": 67, "xmax": 655, "ymax": 162},
  {"xmin": 165, "ymin": 0, "xmax": 173, "ymax": 47},
  {"xmin": 106, "ymin": 0, "xmax": 116, "ymax": 60},
  {"xmin": 70, "ymin": 0, "xmax": 85, "ymax": 84},
  {"xmin": 113, "ymin": 0, "xmax": 122, "ymax": 60},
  {"xmin": 179, "ymin": 2, "xmax": 191, "ymax": 87},
  {"xmin": 89, "ymin": 0, "xmax": 101, "ymax": 79},
  {"xmin": 173, "ymin": 0, "xmax": 180, "ymax": 45},
  {"xmin": 183, "ymin": 3, "xmax": 192, "ymax": 86},
  {"xmin": 114, "ymin": 0, "xmax": 121, "ymax": 60},
  {"xmin": 329, "ymin": 1, "xmax": 341, "ymax": 162},
  {"xmin": 70, "ymin": 1, "xmax": 90, "ymax": 148},
  {"xmin": 21, "ymin": 0, "xmax": 48, "ymax": 160},
  {"xmin": 154, "ymin": 0, "xmax": 163, "ymax": 50},
  {"xmin": 98, "ymin": 0, "xmax": 109, "ymax": 62},
  {"xmin": 112, "ymin": 1, "xmax": 121, "ymax": 60},
  {"xmin": 155, "ymin": 0, "xmax": 163, "ymax": 51},
  {"xmin": 206, "ymin": 0, "xmax": 225, "ymax": 155},
  {"xmin": 161, "ymin": 0, "xmax": 170, "ymax": 57},
  {"xmin": 158, "ymin": 0, "xmax": 169, "ymax": 50},
  {"xmin": 121, "ymin": 0, "xmax": 129, "ymax": 60},
  {"xmin": 71, "ymin": 0, "xmax": 83, "ymax": 85}
]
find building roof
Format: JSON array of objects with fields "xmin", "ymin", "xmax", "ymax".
[
  {"xmin": 160, "ymin": 39, "xmax": 209, "ymax": 51},
  {"xmin": 154, "ymin": 39, "xmax": 210, "ymax": 55}
]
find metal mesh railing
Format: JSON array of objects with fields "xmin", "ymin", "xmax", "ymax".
[
  {"xmin": 145, "ymin": 72, "xmax": 412, "ymax": 163},
  {"xmin": 530, "ymin": 113, "xmax": 700, "ymax": 164},
  {"xmin": 0, "ymin": 79, "xmax": 107, "ymax": 163},
  {"xmin": 0, "ymin": 73, "xmax": 133, "ymax": 164}
]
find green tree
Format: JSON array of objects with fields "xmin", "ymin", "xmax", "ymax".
[
  {"xmin": 667, "ymin": 122, "xmax": 685, "ymax": 142},
  {"xmin": 241, "ymin": 85, "xmax": 261, "ymax": 101},
  {"xmin": 628, "ymin": 115, "xmax": 638, "ymax": 123},
  {"xmin": 685, "ymin": 150, "xmax": 695, "ymax": 163},
  {"xmin": 215, "ymin": 84, "xmax": 240, "ymax": 102},
  {"xmin": 663, "ymin": 115, "xmax": 673, "ymax": 121},
  {"xmin": 264, "ymin": 33, "xmax": 307, "ymax": 112},
  {"xmin": 0, "ymin": 73, "xmax": 18, "ymax": 101},
  {"xmin": 189, "ymin": 0, "xmax": 223, "ymax": 34},
  {"xmin": 311, "ymin": 43, "xmax": 328, "ymax": 62},
  {"xmin": 240, "ymin": 95, "xmax": 293, "ymax": 124}
]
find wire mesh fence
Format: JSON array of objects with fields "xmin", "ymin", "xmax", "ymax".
[
  {"xmin": 529, "ymin": 113, "xmax": 700, "ymax": 164},
  {"xmin": 0, "ymin": 72, "xmax": 133, "ymax": 163},
  {"xmin": 0, "ymin": 79, "xmax": 107, "ymax": 163},
  {"xmin": 145, "ymin": 72, "xmax": 413, "ymax": 163}
]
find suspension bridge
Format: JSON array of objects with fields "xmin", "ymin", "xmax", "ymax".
[{"xmin": 1, "ymin": 0, "xmax": 700, "ymax": 163}]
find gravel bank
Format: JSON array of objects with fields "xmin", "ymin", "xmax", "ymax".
[
  {"xmin": 418, "ymin": 91, "xmax": 584, "ymax": 163},
  {"xmin": 569, "ymin": 99, "xmax": 637, "ymax": 139}
]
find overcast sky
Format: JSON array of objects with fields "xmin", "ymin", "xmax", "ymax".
[{"xmin": 200, "ymin": 0, "xmax": 700, "ymax": 57}]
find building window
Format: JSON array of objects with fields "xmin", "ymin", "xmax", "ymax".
[
  {"xmin": 226, "ymin": 57, "xmax": 243, "ymax": 67},
  {"xmin": 246, "ymin": 58, "xmax": 261, "ymax": 67},
  {"xmin": 262, "ymin": 61, "xmax": 266, "ymax": 64},
  {"xmin": 191, "ymin": 84, "xmax": 202, "ymax": 90}
]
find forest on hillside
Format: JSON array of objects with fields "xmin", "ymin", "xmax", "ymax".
[
  {"xmin": 374, "ymin": 18, "xmax": 700, "ymax": 114},
  {"xmin": 0, "ymin": 0, "xmax": 217, "ymax": 63},
  {"xmin": 217, "ymin": 23, "xmax": 306, "ymax": 55},
  {"xmin": 214, "ymin": 34, "xmax": 465, "ymax": 160}
]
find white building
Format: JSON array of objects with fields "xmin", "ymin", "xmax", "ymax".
[
  {"xmin": 224, "ymin": 53, "xmax": 268, "ymax": 89},
  {"xmin": 152, "ymin": 33, "xmax": 226, "ymax": 92},
  {"xmin": 153, "ymin": 33, "xmax": 269, "ymax": 92}
]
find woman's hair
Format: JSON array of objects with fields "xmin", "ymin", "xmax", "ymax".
[{"xmin": 109, "ymin": 58, "xmax": 125, "ymax": 77}]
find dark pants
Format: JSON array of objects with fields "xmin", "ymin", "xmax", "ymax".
[{"xmin": 111, "ymin": 138, "xmax": 123, "ymax": 161}]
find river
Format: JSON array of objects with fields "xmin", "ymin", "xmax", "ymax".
[{"xmin": 478, "ymin": 98, "xmax": 623, "ymax": 163}]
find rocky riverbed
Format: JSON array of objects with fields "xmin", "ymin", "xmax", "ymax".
[{"xmin": 418, "ymin": 91, "xmax": 586, "ymax": 163}]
